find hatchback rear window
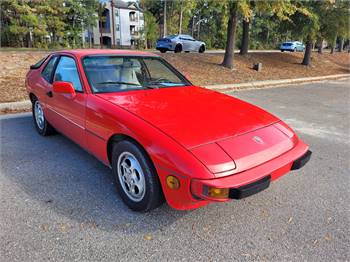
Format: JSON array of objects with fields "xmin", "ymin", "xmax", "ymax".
[{"xmin": 30, "ymin": 56, "xmax": 48, "ymax": 69}]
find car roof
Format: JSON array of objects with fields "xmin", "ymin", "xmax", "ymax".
[{"xmin": 52, "ymin": 49, "xmax": 159, "ymax": 58}]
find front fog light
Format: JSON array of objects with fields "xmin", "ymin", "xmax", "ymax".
[{"xmin": 203, "ymin": 186, "xmax": 229, "ymax": 199}]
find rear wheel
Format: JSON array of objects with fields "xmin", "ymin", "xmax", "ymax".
[
  {"xmin": 159, "ymin": 48, "xmax": 167, "ymax": 53},
  {"xmin": 32, "ymin": 97, "xmax": 55, "ymax": 136},
  {"xmin": 199, "ymin": 45, "xmax": 205, "ymax": 53},
  {"xmin": 174, "ymin": 44, "xmax": 182, "ymax": 53},
  {"xmin": 111, "ymin": 140, "xmax": 164, "ymax": 212}
]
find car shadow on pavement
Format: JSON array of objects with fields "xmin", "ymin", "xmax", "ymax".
[{"xmin": 1, "ymin": 114, "xmax": 192, "ymax": 234}]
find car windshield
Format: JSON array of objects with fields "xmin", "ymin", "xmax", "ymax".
[
  {"xmin": 283, "ymin": 43, "xmax": 293, "ymax": 46},
  {"xmin": 82, "ymin": 56, "xmax": 190, "ymax": 93}
]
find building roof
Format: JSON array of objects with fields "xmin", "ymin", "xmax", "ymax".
[{"xmin": 112, "ymin": 0, "xmax": 142, "ymax": 11}]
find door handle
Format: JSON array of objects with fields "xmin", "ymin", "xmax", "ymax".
[{"xmin": 46, "ymin": 91, "xmax": 53, "ymax": 97}]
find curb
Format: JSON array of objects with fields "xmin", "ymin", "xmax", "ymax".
[
  {"xmin": 1, "ymin": 74, "xmax": 349, "ymax": 112},
  {"xmin": 0, "ymin": 100, "xmax": 32, "ymax": 112},
  {"xmin": 205, "ymin": 74, "xmax": 350, "ymax": 91}
]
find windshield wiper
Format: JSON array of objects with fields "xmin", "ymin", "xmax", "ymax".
[{"xmin": 96, "ymin": 81, "xmax": 141, "ymax": 86}]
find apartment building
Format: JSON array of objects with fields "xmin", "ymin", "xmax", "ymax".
[{"xmin": 85, "ymin": 0, "xmax": 144, "ymax": 48}]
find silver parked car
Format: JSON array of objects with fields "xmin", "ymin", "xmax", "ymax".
[{"xmin": 156, "ymin": 34, "xmax": 206, "ymax": 53}]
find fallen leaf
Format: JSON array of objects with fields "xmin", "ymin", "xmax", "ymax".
[
  {"xmin": 40, "ymin": 223, "xmax": 49, "ymax": 231},
  {"xmin": 144, "ymin": 234, "xmax": 153, "ymax": 241}
]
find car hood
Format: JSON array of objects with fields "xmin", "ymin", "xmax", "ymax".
[{"xmin": 97, "ymin": 86, "xmax": 280, "ymax": 149}]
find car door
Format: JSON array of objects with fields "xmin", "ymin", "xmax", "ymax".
[
  {"xmin": 36, "ymin": 55, "xmax": 59, "ymax": 124},
  {"xmin": 187, "ymin": 36, "xmax": 198, "ymax": 51},
  {"xmin": 48, "ymin": 55, "xmax": 87, "ymax": 148},
  {"xmin": 179, "ymin": 35, "xmax": 190, "ymax": 51}
]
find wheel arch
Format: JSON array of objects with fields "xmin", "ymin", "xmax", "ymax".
[
  {"xmin": 29, "ymin": 92, "xmax": 37, "ymax": 103},
  {"xmin": 107, "ymin": 133, "xmax": 152, "ymax": 167}
]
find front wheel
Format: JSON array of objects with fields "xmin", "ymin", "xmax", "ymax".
[
  {"xmin": 199, "ymin": 45, "xmax": 205, "ymax": 53},
  {"xmin": 32, "ymin": 98, "xmax": 55, "ymax": 136},
  {"xmin": 111, "ymin": 140, "xmax": 164, "ymax": 212}
]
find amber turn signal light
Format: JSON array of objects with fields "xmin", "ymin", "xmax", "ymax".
[
  {"xmin": 166, "ymin": 175, "xmax": 180, "ymax": 189},
  {"xmin": 204, "ymin": 186, "xmax": 229, "ymax": 199}
]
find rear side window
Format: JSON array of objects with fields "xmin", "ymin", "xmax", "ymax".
[
  {"xmin": 41, "ymin": 56, "xmax": 58, "ymax": 82},
  {"xmin": 54, "ymin": 56, "xmax": 83, "ymax": 92}
]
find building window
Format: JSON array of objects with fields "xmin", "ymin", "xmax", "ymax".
[
  {"xmin": 130, "ymin": 25, "xmax": 136, "ymax": 35},
  {"xmin": 101, "ymin": 9, "xmax": 111, "ymax": 33},
  {"xmin": 116, "ymin": 23, "xmax": 120, "ymax": 31},
  {"xmin": 129, "ymin": 11, "xmax": 137, "ymax": 22}
]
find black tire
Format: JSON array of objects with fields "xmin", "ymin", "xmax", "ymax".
[
  {"xmin": 160, "ymin": 49, "xmax": 167, "ymax": 53},
  {"xmin": 281, "ymin": 50, "xmax": 285, "ymax": 52},
  {"xmin": 111, "ymin": 140, "xmax": 164, "ymax": 212},
  {"xmin": 199, "ymin": 45, "xmax": 205, "ymax": 53},
  {"xmin": 174, "ymin": 44, "xmax": 182, "ymax": 53},
  {"xmin": 32, "ymin": 97, "xmax": 55, "ymax": 136}
]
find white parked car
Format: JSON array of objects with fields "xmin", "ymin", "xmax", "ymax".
[{"xmin": 156, "ymin": 34, "xmax": 206, "ymax": 53}]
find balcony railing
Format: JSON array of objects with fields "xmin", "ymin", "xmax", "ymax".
[{"xmin": 129, "ymin": 17, "xmax": 138, "ymax": 22}]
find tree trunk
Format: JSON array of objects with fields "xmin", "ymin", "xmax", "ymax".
[
  {"xmin": 239, "ymin": 19, "xmax": 249, "ymax": 55},
  {"xmin": 163, "ymin": 0, "xmax": 167, "ymax": 37},
  {"xmin": 317, "ymin": 37, "xmax": 323, "ymax": 54},
  {"xmin": 330, "ymin": 36, "xmax": 336, "ymax": 54},
  {"xmin": 179, "ymin": 0, "xmax": 183, "ymax": 34},
  {"xmin": 338, "ymin": 37, "xmax": 344, "ymax": 52},
  {"xmin": 302, "ymin": 37, "xmax": 312, "ymax": 66},
  {"xmin": 99, "ymin": 20, "xmax": 103, "ymax": 49},
  {"xmin": 191, "ymin": 17, "xmax": 195, "ymax": 37},
  {"xmin": 197, "ymin": 15, "xmax": 201, "ymax": 39},
  {"xmin": 222, "ymin": 2, "xmax": 238, "ymax": 69},
  {"xmin": 89, "ymin": 29, "xmax": 92, "ymax": 48}
]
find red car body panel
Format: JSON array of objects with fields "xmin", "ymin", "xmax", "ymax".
[{"xmin": 26, "ymin": 49, "xmax": 310, "ymax": 210}]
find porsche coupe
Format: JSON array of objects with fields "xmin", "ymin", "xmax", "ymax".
[{"xmin": 26, "ymin": 49, "xmax": 311, "ymax": 212}]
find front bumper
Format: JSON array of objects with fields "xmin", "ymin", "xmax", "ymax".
[
  {"xmin": 291, "ymin": 150, "xmax": 312, "ymax": 170},
  {"xmin": 191, "ymin": 140, "xmax": 310, "ymax": 202}
]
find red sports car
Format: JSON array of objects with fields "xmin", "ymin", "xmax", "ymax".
[{"xmin": 26, "ymin": 50, "xmax": 311, "ymax": 212}]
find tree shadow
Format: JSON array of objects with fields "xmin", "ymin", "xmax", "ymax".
[{"xmin": 0, "ymin": 114, "xmax": 190, "ymax": 234}]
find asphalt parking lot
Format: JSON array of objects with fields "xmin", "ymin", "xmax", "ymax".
[{"xmin": 1, "ymin": 79, "xmax": 349, "ymax": 261}]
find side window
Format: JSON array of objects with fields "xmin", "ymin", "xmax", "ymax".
[
  {"xmin": 41, "ymin": 56, "xmax": 58, "ymax": 82},
  {"xmin": 54, "ymin": 56, "xmax": 83, "ymax": 92}
]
